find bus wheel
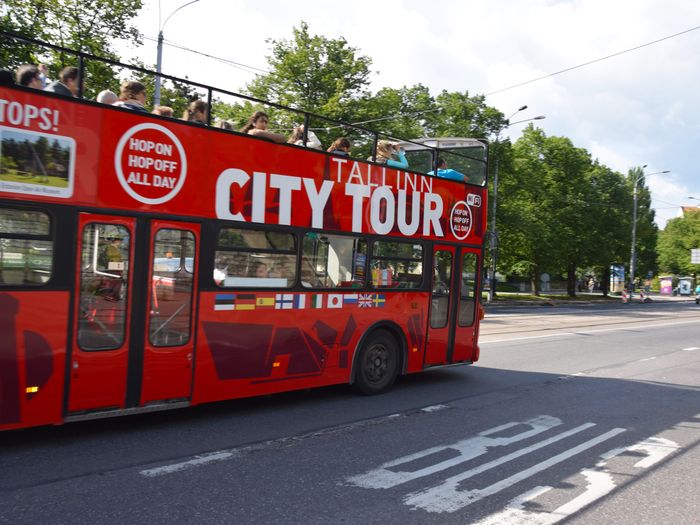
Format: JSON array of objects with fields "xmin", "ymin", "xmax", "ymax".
[{"xmin": 353, "ymin": 330, "xmax": 399, "ymax": 395}]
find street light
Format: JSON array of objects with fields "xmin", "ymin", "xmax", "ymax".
[
  {"xmin": 489, "ymin": 108, "xmax": 546, "ymax": 301},
  {"xmin": 154, "ymin": 0, "xmax": 201, "ymax": 107},
  {"xmin": 628, "ymin": 166, "xmax": 669, "ymax": 290}
]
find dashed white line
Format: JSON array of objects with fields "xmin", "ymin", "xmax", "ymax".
[
  {"xmin": 682, "ymin": 347, "xmax": 700, "ymax": 352},
  {"xmin": 141, "ymin": 451, "xmax": 237, "ymax": 477},
  {"xmin": 421, "ymin": 404, "xmax": 449, "ymax": 412}
]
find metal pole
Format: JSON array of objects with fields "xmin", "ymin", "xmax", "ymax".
[
  {"xmin": 489, "ymin": 150, "xmax": 499, "ymax": 300},
  {"xmin": 629, "ymin": 181, "xmax": 638, "ymax": 291},
  {"xmin": 154, "ymin": 30, "xmax": 164, "ymax": 107}
]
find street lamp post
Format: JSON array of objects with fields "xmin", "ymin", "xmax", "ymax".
[
  {"xmin": 488, "ymin": 108, "xmax": 546, "ymax": 301},
  {"xmin": 154, "ymin": 0, "xmax": 201, "ymax": 107},
  {"xmin": 629, "ymin": 166, "xmax": 669, "ymax": 291}
]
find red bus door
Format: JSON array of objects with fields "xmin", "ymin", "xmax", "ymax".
[
  {"xmin": 68, "ymin": 214, "xmax": 136, "ymax": 412},
  {"xmin": 451, "ymin": 249, "xmax": 480, "ymax": 363},
  {"xmin": 424, "ymin": 245, "xmax": 456, "ymax": 366},
  {"xmin": 68, "ymin": 216, "xmax": 199, "ymax": 414},
  {"xmin": 140, "ymin": 221, "xmax": 199, "ymax": 405}
]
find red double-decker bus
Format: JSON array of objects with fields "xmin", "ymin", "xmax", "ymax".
[{"xmin": 0, "ymin": 36, "xmax": 488, "ymax": 431}]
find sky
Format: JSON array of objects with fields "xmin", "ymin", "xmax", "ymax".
[{"xmin": 119, "ymin": 0, "xmax": 700, "ymax": 228}]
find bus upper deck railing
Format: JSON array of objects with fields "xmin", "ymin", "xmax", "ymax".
[{"xmin": 1, "ymin": 30, "xmax": 488, "ymax": 186}]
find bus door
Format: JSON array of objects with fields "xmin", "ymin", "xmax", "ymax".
[
  {"xmin": 140, "ymin": 220, "xmax": 199, "ymax": 405},
  {"xmin": 451, "ymin": 249, "xmax": 480, "ymax": 363},
  {"xmin": 424, "ymin": 245, "xmax": 456, "ymax": 366},
  {"xmin": 69, "ymin": 214, "xmax": 136, "ymax": 412}
]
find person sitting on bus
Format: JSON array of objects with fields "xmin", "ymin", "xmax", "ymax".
[
  {"xmin": 183, "ymin": 100, "xmax": 208, "ymax": 125},
  {"xmin": 327, "ymin": 137, "xmax": 351, "ymax": 156},
  {"xmin": 428, "ymin": 158, "xmax": 467, "ymax": 182},
  {"xmin": 372, "ymin": 140, "xmax": 409, "ymax": 169},
  {"xmin": 15, "ymin": 64, "xmax": 43, "ymax": 89},
  {"xmin": 215, "ymin": 119, "xmax": 234, "ymax": 130},
  {"xmin": 45, "ymin": 66, "xmax": 80, "ymax": 97},
  {"xmin": 96, "ymin": 89, "xmax": 118, "ymax": 105},
  {"xmin": 152, "ymin": 105, "xmax": 174, "ymax": 117},
  {"xmin": 288, "ymin": 124, "xmax": 322, "ymax": 149},
  {"xmin": 240, "ymin": 110, "xmax": 287, "ymax": 143},
  {"xmin": 112, "ymin": 81, "xmax": 148, "ymax": 111}
]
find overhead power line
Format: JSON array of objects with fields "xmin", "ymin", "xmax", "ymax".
[
  {"xmin": 485, "ymin": 25, "xmax": 700, "ymax": 97},
  {"xmin": 143, "ymin": 34, "xmax": 269, "ymax": 75}
]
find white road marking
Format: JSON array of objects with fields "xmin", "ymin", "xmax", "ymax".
[
  {"xmin": 639, "ymin": 356, "xmax": 657, "ymax": 362},
  {"xmin": 421, "ymin": 404, "xmax": 448, "ymax": 412},
  {"xmin": 141, "ymin": 452, "xmax": 237, "ymax": 477},
  {"xmin": 346, "ymin": 415, "xmax": 563, "ymax": 489},
  {"xmin": 481, "ymin": 319, "xmax": 699, "ymax": 344},
  {"xmin": 473, "ymin": 435, "xmax": 680, "ymax": 524},
  {"xmin": 682, "ymin": 346, "xmax": 700, "ymax": 351},
  {"xmin": 404, "ymin": 427, "xmax": 626, "ymax": 513}
]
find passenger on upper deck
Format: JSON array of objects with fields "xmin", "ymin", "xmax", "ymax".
[
  {"xmin": 428, "ymin": 158, "xmax": 467, "ymax": 182},
  {"xmin": 113, "ymin": 81, "xmax": 147, "ymax": 111},
  {"xmin": 372, "ymin": 140, "xmax": 409, "ymax": 169},
  {"xmin": 152, "ymin": 106, "xmax": 174, "ymax": 117},
  {"xmin": 45, "ymin": 66, "xmax": 80, "ymax": 97},
  {"xmin": 183, "ymin": 100, "xmax": 208, "ymax": 125},
  {"xmin": 288, "ymin": 124, "xmax": 322, "ymax": 149},
  {"xmin": 15, "ymin": 65, "xmax": 43, "ymax": 89},
  {"xmin": 96, "ymin": 90, "xmax": 118, "ymax": 104},
  {"xmin": 240, "ymin": 110, "xmax": 287, "ymax": 144},
  {"xmin": 327, "ymin": 137, "xmax": 351, "ymax": 156},
  {"xmin": 215, "ymin": 119, "xmax": 234, "ymax": 130}
]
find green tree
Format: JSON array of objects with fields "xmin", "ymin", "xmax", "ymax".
[
  {"xmin": 246, "ymin": 21, "xmax": 372, "ymax": 118},
  {"xmin": 657, "ymin": 210, "xmax": 700, "ymax": 275},
  {"xmin": 1, "ymin": 0, "xmax": 143, "ymax": 97}
]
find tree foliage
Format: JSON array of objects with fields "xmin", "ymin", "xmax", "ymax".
[
  {"xmin": 1, "ymin": 0, "xmax": 143, "ymax": 98},
  {"xmin": 657, "ymin": 210, "xmax": 700, "ymax": 275}
]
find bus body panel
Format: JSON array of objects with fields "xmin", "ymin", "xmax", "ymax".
[
  {"xmin": 0, "ymin": 291, "xmax": 69, "ymax": 431},
  {"xmin": 192, "ymin": 291, "xmax": 429, "ymax": 404}
]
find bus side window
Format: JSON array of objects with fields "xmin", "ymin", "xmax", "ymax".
[
  {"xmin": 0, "ymin": 208, "xmax": 53, "ymax": 286},
  {"xmin": 458, "ymin": 252, "xmax": 478, "ymax": 326}
]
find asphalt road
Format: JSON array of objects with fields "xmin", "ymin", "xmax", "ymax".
[{"xmin": 1, "ymin": 300, "xmax": 699, "ymax": 524}]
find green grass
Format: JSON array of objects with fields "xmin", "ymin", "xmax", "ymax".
[
  {"xmin": 0, "ymin": 170, "xmax": 69, "ymax": 188},
  {"xmin": 482, "ymin": 291, "xmax": 619, "ymax": 303}
]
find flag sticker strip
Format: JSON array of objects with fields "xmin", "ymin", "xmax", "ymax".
[
  {"xmin": 215, "ymin": 293, "xmax": 387, "ymax": 311},
  {"xmin": 214, "ymin": 293, "xmax": 235, "ymax": 311}
]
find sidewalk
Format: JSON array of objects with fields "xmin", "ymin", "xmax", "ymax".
[{"xmin": 484, "ymin": 292, "xmax": 696, "ymax": 308}]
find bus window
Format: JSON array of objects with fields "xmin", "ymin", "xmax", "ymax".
[
  {"xmin": 214, "ymin": 227, "xmax": 296, "ymax": 288},
  {"xmin": 78, "ymin": 224, "xmax": 130, "ymax": 350},
  {"xmin": 370, "ymin": 240, "xmax": 423, "ymax": 289},
  {"xmin": 431, "ymin": 250, "xmax": 452, "ymax": 328},
  {"xmin": 458, "ymin": 252, "xmax": 478, "ymax": 326},
  {"xmin": 0, "ymin": 208, "xmax": 53, "ymax": 286},
  {"xmin": 301, "ymin": 233, "xmax": 367, "ymax": 288},
  {"xmin": 149, "ymin": 229, "xmax": 195, "ymax": 347}
]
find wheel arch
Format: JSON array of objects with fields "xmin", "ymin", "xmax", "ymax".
[{"xmin": 349, "ymin": 321, "xmax": 408, "ymax": 385}]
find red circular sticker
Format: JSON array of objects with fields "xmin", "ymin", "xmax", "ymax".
[
  {"xmin": 114, "ymin": 123, "xmax": 187, "ymax": 204},
  {"xmin": 450, "ymin": 201, "xmax": 473, "ymax": 240}
]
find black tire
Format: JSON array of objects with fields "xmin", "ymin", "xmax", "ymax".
[{"xmin": 352, "ymin": 330, "xmax": 400, "ymax": 395}]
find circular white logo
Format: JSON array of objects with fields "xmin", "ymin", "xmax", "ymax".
[
  {"xmin": 450, "ymin": 201, "xmax": 473, "ymax": 240},
  {"xmin": 114, "ymin": 123, "xmax": 187, "ymax": 205}
]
